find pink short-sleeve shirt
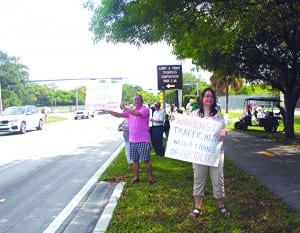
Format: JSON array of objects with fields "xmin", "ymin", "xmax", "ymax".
[{"xmin": 122, "ymin": 105, "xmax": 150, "ymax": 143}]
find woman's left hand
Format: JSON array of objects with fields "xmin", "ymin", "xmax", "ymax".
[{"xmin": 220, "ymin": 128, "xmax": 230, "ymax": 141}]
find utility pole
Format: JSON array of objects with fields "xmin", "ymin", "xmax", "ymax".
[
  {"xmin": 0, "ymin": 81, "xmax": 2, "ymax": 113},
  {"xmin": 75, "ymin": 88, "xmax": 78, "ymax": 109}
]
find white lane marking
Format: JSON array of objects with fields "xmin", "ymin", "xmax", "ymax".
[{"xmin": 42, "ymin": 143, "xmax": 124, "ymax": 233}]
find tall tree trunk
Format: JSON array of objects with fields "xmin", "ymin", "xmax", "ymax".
[
  {"xmin": 225, "ymin": 76, "xmax": 229, "ymax": 114},
  {"xmin": 283, "ymin": 92, "xmax": 296, "ymax": 139}
]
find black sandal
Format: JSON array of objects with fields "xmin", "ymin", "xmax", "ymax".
[
  {"xmin": 149, "ymin": 180, "xmax": 156, "ymax": 185},
  {"xmin": 130, "ymin": 179, "xmax": 140, "ymax": 183},
  {"xmin": 190, "ymin": 208, "xmax": 202, "ymax": 218},
  {"xmin": 219, "ymin": 207, "xmax": 230, "ymax": 216}
]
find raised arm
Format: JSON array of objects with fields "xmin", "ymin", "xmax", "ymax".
[
  {"xmin": 104, "ymin": 109, "xmax": 123, "ymax": 118},
  {"xmin": 122, "ymin": 106, "xmax": 142, "ymax": 116}
]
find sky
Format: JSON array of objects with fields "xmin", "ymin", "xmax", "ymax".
[{"xmin": 0, "ymin": 0, "xmax": 211, "ymax": 90}]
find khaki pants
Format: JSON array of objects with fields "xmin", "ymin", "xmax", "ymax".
[{"xmin": 192, "ymin": 152, "xmax": 225, "ymax": 199}]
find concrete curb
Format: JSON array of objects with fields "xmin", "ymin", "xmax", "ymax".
[
  {"xmin": 42, "ymin": 142, "xmax": 125, "ymax": 233},
  {"xmin": 93, "ymin": 182, "xmax": 125, "ymax": 233}
]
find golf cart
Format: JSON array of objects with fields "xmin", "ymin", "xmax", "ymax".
[{"xmin": 234, "ymin": 97, "xmax": 282, "ymax": 132}]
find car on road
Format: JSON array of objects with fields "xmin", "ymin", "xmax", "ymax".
[
  {"xmin": 74, "ymin": 106, "xmax": 95, "ymax": 120},
  {"xmin": 0, "ymin": 105, "xmax": 44, "ymax": 134}
]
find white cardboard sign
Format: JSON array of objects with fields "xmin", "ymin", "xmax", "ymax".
[
  {"xmin": 165, "ymin": 113, "xmax": 223, "ymax": 167},
  {"xmin": 85, "ymin": 81, "xmax": 122, "ymax": 111}
]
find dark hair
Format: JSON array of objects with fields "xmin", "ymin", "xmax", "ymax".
[
  {"xmin": 198, "ymin": 87, "xmax": 218, "ymax": 117},
  {"xmin": 134, "ymin": 94, "xmax": 143, "ymax": 102}
]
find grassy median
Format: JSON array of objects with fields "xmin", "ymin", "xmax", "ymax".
[
  {"xmin": 47, "ymin": 115, "xmax": 67, "ymax": 123},
  {"xmin": 100, "ymin": 117, "xmax": 300, "ymax": 233}
]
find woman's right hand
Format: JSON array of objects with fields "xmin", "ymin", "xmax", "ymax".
[{"xmin": 170, "ymin": 114, "xmax": 175, "ymax": 121}]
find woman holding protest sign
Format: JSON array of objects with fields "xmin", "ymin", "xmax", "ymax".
[{"xmin": 189, "ymin": 87, "xmax": 230, "ymax": 218}]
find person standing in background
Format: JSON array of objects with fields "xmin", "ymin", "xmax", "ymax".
[
  {"xmin": 186, "ymin": 99, "xmax": 195, "ymax": 115},
  {"xmin": 148, "ymin": 103, "xmax": 155, "ymax": 137},
  {"xmin": 163, "ymin": 113, "xmax": 170, "ymax": 138},
  {"xmin": 150, "ymin": 102, "xmax": 165, "ymax": 156},
  {"xmin": 118, "ymin": 117, "xmax": 133, "ymax": 169},
  {"xmin": 43, "ymin": 106, "xmax": 49, "ymax": 122},
  {"xmin": 169, "ymin": 104, "xmax": 176, "ymax": 116}
]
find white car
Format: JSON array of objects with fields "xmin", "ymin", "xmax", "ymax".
[
  {"xmin": 74, "ymin": 106, "xmax": 95, "ymax": 120},
  {"xmin": 0, "ymin": 105, "xmax": 44, "ymax": 134}
]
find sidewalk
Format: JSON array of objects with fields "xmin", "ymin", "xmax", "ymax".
[{"xmin": 224, "ymin": 130, "xmax": 300, "ymax": 212}]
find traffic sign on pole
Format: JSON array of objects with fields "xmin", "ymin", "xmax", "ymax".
[{"xmin": 157, "ymin": 65, "xmax": 182, "ymax": 90}]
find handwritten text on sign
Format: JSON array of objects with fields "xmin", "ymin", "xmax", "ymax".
[{"xmin": 165, "ymin": 113, "xmax": 224, "ymax": 167}]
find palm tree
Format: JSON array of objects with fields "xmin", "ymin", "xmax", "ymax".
[{"xmin": 210, "ymin": 73, "xmax": 244, "ymax": 113}]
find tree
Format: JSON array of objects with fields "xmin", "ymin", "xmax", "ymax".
[
  {"xmin": 87, "ymin": 0, "xmax": 300, "ymax": 139},
  {"xmin": 121, "ymin": 84, "xmax": 157, "ymax": 105},
  {"xmin": 210, "ymin": 73, "xmax": 244, "ymax": 113},
  {"xmin": 0, "ymin": 50, "xmax": 30, "ymax": 108},
  {"xmin": 234, "ymin": 84, "xmax": 277, "ymax": 96},
  {"xmin": 122, "ymin": 84, "xmax": 142, "ymax": 104},
  {"xmin": 1, "ymin": 89, "xmax": 21, "ymax": 107},
  {"xmin": 224, "ymin": 1, "xmax": 300, "ymax": 139},
  {"xmin": 181, "ymin": 72, "xmax": 209, "ymax": 108}
]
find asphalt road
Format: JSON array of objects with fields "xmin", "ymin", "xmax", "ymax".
[
  {"xmin": 224, "ymin": 130, "xmax": 300, "ymax": 212},
  {"xmin": 0, "ymin": 114, "xmax": 123, "ymax": 233}
]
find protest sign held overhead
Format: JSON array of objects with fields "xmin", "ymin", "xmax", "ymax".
[{"xmin": 85, "ymin": 80, "xmax": 122, "ymax": 111}]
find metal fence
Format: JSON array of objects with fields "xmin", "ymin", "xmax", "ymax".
[{"xmin": 217, "ymin": 95, "xmax": 280, "ymax": 113}]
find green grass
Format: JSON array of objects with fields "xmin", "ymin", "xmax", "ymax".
[
  {"xmin": 227, "ymin": 112, "xmax": 241, "ymax": 119},
  {"xmin": 46, "ymin": 115, "xmax": 68, "ymax": 123},
  {"xmin": 100, "ymin": 143, "xmax": 300, "ymax": 233}
]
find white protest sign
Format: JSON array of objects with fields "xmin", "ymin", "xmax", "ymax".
[
  {"xmin": 85, "ymin": 81, "xmax": 122, "ymax": 111},
  {"xmin": 165, "ymin": 113, "xmax": 224, "ymax": 167}
]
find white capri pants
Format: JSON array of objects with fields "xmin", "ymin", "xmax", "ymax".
[{"xmin": 192, "ymin": 151, "xmax": 225, "ymax": 199}]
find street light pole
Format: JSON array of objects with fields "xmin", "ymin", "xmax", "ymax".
[
  {"xmin": 177, "ymin": 89, "xmax": 182, "ymax": 109},
  {"xmin": 75, "ymin": 88, "xmax": 78, "ymax": 109},
  {"xmin": 0, "ymin": 81, "xmax": 2, "ymax": 113}
]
